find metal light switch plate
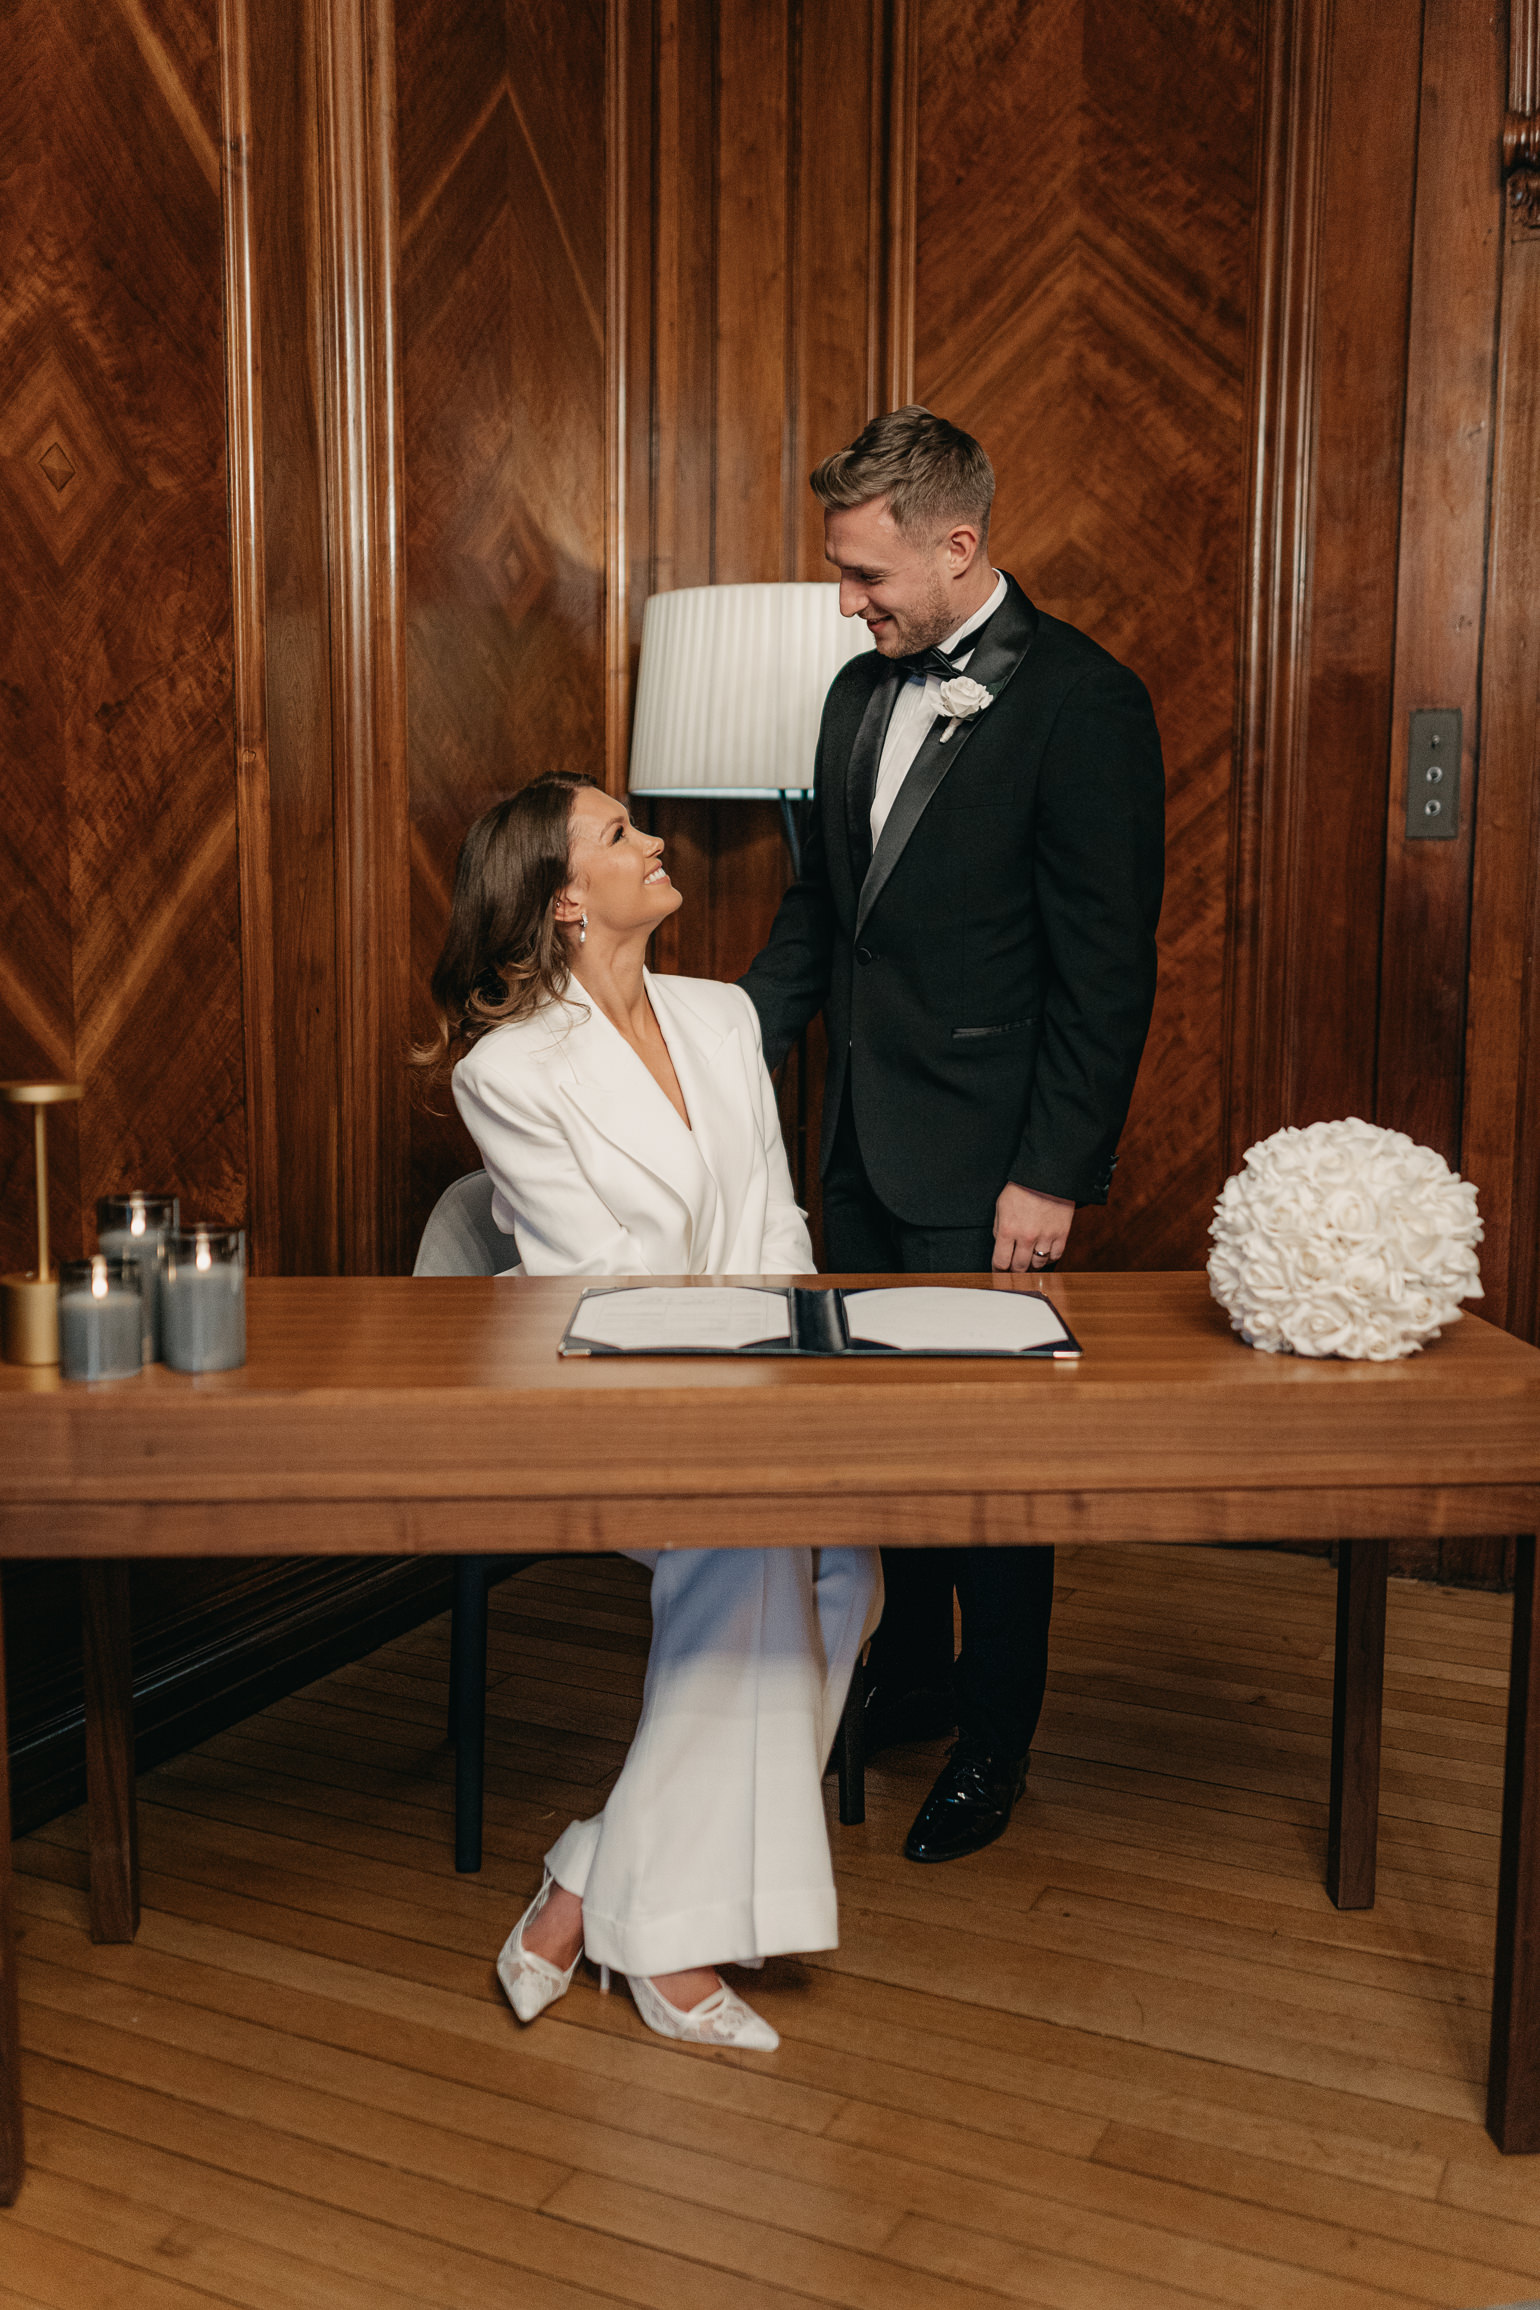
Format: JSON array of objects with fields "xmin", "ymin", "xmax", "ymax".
[{"xmin": 1405, "ymin": 708, "xmax": 1461, "ymax": 840}]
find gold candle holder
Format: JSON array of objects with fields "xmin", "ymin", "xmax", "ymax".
[{"xmin": 1, "ymin": 1080, "xmax": 84, "ymax": 1365}]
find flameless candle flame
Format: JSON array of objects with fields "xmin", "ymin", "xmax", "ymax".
[
  {"xmin": 130, "ymin": 1206, "xmax": 146, "ymax": 1237},
  {"xmin": 161, "ymin": 1226, "xmax": 245, "ymax": 1371},
  {"xmin": 90, "ymin": 1257, "xmax": 108, "ymax": 1299}
]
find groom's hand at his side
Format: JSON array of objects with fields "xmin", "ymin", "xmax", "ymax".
[{"xmin": 992, "ymin": 1183, "xmax": 1075, "ymax": 1272}]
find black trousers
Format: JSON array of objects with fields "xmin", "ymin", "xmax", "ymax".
[{"xmin": 822, "ymin": 1086, "xmax": 1054, "ymax": 1760}]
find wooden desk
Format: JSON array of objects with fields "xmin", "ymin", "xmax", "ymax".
[{"xmin": 3, "ymin": 1270, "xmax": 1539, "ymax": 2194}]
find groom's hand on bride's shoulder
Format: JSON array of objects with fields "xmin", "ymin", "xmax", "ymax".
[{"xmin": 992, "ymin": 1182, "xmax": 1075, "ymax": 1273}]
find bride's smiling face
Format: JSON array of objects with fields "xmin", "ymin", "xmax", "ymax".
[{"xmin": 559, "ymin": 788, "xmax": 682, "ymax": 943}]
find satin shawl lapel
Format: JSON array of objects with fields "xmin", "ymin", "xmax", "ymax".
[
  {"xmin": 557, "ymin": 994, "xmax": 710, "ymax": 1225},
  {"xmin": 842, "ymin": 663, "xmax": 905, "ymax": 888},
  {"xmin": 855, "ymin": 580, "xmax": 1039, "ymax": 938}
]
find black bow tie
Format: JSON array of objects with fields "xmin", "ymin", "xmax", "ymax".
[{"xmin": 898, "ymin": 642, "xmax": 973, "ymax": 682}]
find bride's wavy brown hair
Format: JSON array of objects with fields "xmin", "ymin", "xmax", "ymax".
[{"xmin": 412, "ymin": 772, "xmax": 599, "ymax": 1095}]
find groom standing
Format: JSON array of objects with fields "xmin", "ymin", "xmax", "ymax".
[{"xmin": 741, "ymin": 407, "xmax": 1165, "ymax": 1863}]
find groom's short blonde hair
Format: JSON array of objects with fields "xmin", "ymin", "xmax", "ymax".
[{"xmin": 810, "ymin": 406, "xmax": 994, "ymax": 545}]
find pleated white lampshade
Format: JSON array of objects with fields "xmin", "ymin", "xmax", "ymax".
[{"xmin": 626, "ymin": 582, "xmax": 875, "ymax": 798}]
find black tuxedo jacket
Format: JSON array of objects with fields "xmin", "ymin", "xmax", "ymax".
[{"xmin": 739, "ymin": 574, "xmax": 1165, "ymax": 1226}]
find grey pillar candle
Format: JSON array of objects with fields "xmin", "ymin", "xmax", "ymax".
[
  {"xmin": 58, "ymin": 1256, "xmax": 144, "ymax": 1382},
  {"xmin": 161, "ymin": 1226, "xmax": 246, "ymax": 1372},
  {"xmin": 96, "ymin": 1193, "xmax": 179, "ymax": 1361}
]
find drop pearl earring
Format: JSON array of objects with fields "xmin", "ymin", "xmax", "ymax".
[{"xmin": 579, "ymin": 913, "xmax": 587, "ymax": 947}]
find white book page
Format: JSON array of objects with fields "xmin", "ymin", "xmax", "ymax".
[
  {"xmin": 843, "ymin": 1286, "xmax": 1071, "ymax": 1355},
  {"xmin": 569, "ymin": 1285, "xmax": 791, "ymax": 1353}
]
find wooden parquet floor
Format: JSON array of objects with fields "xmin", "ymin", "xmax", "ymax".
[{"xmin": 5, "ymin": 1543, "xmax": 1540, "ymax": 2310}]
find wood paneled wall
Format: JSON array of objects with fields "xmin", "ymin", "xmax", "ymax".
[
  {"xmin": 0, "ymin": 0, "xmax": 249, "ymax": 1272},
  {"xmin": 1466, "ymin": 0, "xmax": 1540, "ymax": 1354},
  {"xmin": 394, "ymin": 0, "xmax": 916, "ymax": 1234},
  {"xmin": 395, "ymin": 0, "xmax": 612, "ymax": 1238},
  {"xmin": 630, "ymin": 0, "xmax": 914, "ymax": 1218},
  {"xmin": 5, "ymin": 0, "xmax": 1540, "ymax": 1823},
  {"xmin": 911, "ymin": 0, "xmax": 1263, "ymax": 1271},
  {"xmin": 0, "ymin": 0, "xmax": 444, "ymax": 1828},
  {"xmin": 1235, "ymin": 0, "xmax": 1535, "ymax": 1585}
]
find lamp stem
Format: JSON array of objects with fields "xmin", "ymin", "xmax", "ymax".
[
  {"xmin": 778, "ymin": 794, "xmax": 803, "ymax": 879},
  {"xmin": 34, "ymin": 1104, "xmax": 50, "ymax": 1280}
]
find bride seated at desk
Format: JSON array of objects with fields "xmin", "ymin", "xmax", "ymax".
[{"xmin": 421, "ymin": 772, "xmax": 881, "ymax": 2054}]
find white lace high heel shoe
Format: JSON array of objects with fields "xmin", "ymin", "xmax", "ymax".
[
  {"xmin": 598, "ymin": 1965, "xmax": 778, "ymax": 2050},
  {"xmin": 496, "ymin": 1872, "xmax": 582, "ymax": 2024}
]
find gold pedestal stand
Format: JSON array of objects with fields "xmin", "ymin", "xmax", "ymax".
[{"xmin": 1, "ymin": 1081, "xmax": 84, "ymax": 1365}]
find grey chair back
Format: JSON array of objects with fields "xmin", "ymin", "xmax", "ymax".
[{"xmin": 413, "ymin": 1170, "xmax": 519, "ymax": 1277}]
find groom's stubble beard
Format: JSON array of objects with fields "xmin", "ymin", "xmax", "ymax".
[{"xmin": 869, "ymin": 549, "xmax": 958, "ymax": 658}]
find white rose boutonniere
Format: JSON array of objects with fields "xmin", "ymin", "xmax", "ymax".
[{"xmin": 935, "ymin": 675, "xmax": 993, "ymax": 743}]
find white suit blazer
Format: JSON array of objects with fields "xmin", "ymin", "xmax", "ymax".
[{"xmin": 451, "ymin": 971, "xmax": 814, "ymax": 1277}]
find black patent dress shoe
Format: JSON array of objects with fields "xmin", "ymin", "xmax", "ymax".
[
  {"xmin": 902, "ymin": 1741, "xmax": 1028, "ymax": 1863},
  {"xmin": 863, "ymin": 1679, "xmax": 956, "ymax": 1759}
]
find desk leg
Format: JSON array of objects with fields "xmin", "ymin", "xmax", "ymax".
[
  {"xmin": 81, "ymin": 1562, "xmax": 139, "ymax": 1943},
  {"xmin": 836, "ymin": 1654, "xmax": 866, "ymax": 1827},
  {"xmin": 1489, "ymin": 1535, "xmax": 1540, "ymax": 2153},
  {"xmin": 451, "ymin": 1558, "xmax": 488, "ymax": 1875},
  {"xmin": 1327, "ymin": 1537, "xmax": 1387, "ymax": 1909},
  {"xmin": 0, "ymin": 1570, "xmax": 24, "ymax": 2202}
]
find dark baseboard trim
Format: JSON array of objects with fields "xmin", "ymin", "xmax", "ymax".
[{"xmin": 6, "ymin": 1557, "xmax": 455, "ymax": 1838}]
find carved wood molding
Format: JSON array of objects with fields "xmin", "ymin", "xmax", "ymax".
[
  {"xmin": 217, "ymin": 0, "xmax": 283, "ymax": 1273},
  {"xmin": 868, "ymin": 0, "xmax": 917, "ymax": 414},
  {"xmin": 604, "ymin": 0, "xmax": 631, "ymax": 795},
  {"xmin": 1508, "ymin": 0, "xmax": 1540, "ymax": 233},
  {"xmin": 1463, "ymin": 0, "xmax": 1540, "ymax": 1339},
  {"xmin": 1226, "ymin": 0, "xmax": 1335, "ymax": 1163},
  {"xmin": 313, "ymin": 0, "xmax": 411, "ymax": 1274}
]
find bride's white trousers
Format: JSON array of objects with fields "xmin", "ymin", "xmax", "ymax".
[{"xmin": 545, "ymin": 1545, "xmax": 883, "ymax": 1977}]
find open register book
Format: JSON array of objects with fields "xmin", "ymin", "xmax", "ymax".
[{"xmin": 557, "ymin": 1284, "xmax": 1081, "ymax": 1360}]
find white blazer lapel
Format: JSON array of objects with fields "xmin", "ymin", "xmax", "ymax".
[
  {"xmin": 646, "ymin": 974, "xmax": 756, "ymax": 1261},
  {"xmin": 557, "ymin": 990, "xmax": 714, "ymax": 1261}
]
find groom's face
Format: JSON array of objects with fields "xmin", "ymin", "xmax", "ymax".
[{"xmin": 824, "ymin": 498, "xmax": 962, "ymax": 658}]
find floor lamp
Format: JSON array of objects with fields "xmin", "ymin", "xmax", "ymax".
[
  {"xmin": 625, "ymin": 579, "xmax": 872, "ymax": 1198},
  {"xmin": 624, "ymin": 580, "xmax": 873, "ymax": 874}
]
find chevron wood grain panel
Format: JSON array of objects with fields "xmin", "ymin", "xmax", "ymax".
[
  {"xmin": 0, "ymin": 0, "xmax": 247, "ymax": 1277},
  {"xmin": 397, "ymin": 0, "xmax": 611, "ymax": 1246},
  {"xmin": 914, "ymin": 0, "xmax": 1261, "ymax": 1272},
  {"xmin": 0, "ymin": 0, "xmax": 316, "ymax": 1842}
]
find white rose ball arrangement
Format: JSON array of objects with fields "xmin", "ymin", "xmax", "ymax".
[{"xmin": 1207, "ymin": 1118, "xmax": 1483, "ymax": 1361}]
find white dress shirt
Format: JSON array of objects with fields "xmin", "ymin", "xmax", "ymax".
[{"xmin": 868, "ymin": 569, "xmax": 1008, "ymax": 847}]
